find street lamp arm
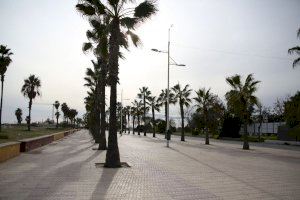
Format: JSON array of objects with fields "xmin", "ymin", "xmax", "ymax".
[{"xmin": 151, "ymin": 48, "xmax": 168, "ymax": 53}]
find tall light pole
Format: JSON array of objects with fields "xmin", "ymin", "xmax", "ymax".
[{"xmin": 152, "ymin": 25, "xmax": 185, "ymax": 147}]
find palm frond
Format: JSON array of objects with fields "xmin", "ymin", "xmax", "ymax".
[
  {"xmin": 134, "ymin": 1, "xmax": 158, "ymax": 20},
  {"xmin": 76, "ymin": 3, "xmax": 96, "ymax": 16},
  {"xmin": 126, "ymin": 30, "xmax": 142, "ymax": 47},
  {"xmin": 292, "ymin": 57, "xmax": 300, "ymax": 68}
]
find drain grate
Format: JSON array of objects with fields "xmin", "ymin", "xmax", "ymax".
[{"xmin": 95, "ymin": 162, "xmax": 131, "ymax": 168}]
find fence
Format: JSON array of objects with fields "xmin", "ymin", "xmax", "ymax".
[{"xmin": 241, "ymin": 122, "xmax": 285, "ymax": 135}]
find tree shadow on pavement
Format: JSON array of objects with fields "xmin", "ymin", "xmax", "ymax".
[{"xmin": 90, "ymin": 168, "xmax": 119, "ymax": 200}]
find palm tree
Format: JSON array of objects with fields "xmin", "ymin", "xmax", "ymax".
[
  {"xmin": 61, "ymin": 103, "xmax": 69, "ymax": 124},
  {"xmin": 76, "ymin": 0, "xmax": 157, "ymax": 168},
  {"xmin": 55, "ymin": 111, "xmax": 60, "ymax": 128},
  {"xmin": 225, "ymin": 74, "xmax": 260, "ymax": 150},
  {"xmin": 54, "ymin": 101, "xmax": 60, "ymax": 128},
  {"xmin": 21, "ymin": 75, "xmax": 41, "ymax": 131},
  {"xmin": 69, "ymin": 109, "xmax": 78, "ymax": 127},
  {"xmin": 0, "ymin": 45, "xmax": 13, "ymax": 132},
  {"xmin": 172, "ymin": 83, "xmax": 192, "ymax": 141},
  {"xmin": 124, "ymin": 106, "xmax": 131, "ymax": 133},
  {"xmin": 147, "ymin": 96, "xmax": 160, "ymax": 137},
  {"xmin": 130, "ymin": 106, "xmax": 136, "ymax": 135},
  {"xmin": 194, "ymin": 88, "xmax": 216, "ymax": 145},
  {"xmin": 158, "ymin": 89, "xmax": 176, "ymax": 138},
  {"xmin": 288, "ymin": 28, "xmax": 300, "ymax": 68},
  {"xmin": 82, "ymin": 17, "xmax": 109, "ymax": 150},
  {"xmin": 138, "ymin": 87, "xmax": 151, "ymax": 136},
  {"xmin": 15, "ymin": 108, "xmax": 22, "ymax": 125},
  {"xmin": 132, "ymin": 100, "xmax": 143, "ymax": 136},
  {"xmin": 84, "ymin": 60, "xmax": 107, "ymax": 150}
]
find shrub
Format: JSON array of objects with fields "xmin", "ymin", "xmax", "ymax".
[
  {"xmin": 219, "ymin": 114, "xmax": 242, "ymax": 138},
  {"xmin": 0, "ymin": 134, "xmax": 9, "ymax": 139}
]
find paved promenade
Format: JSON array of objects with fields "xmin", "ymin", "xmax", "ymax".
[{"xmin": 0, "ymin": 130, "xmax": 300, "ymax": 200}]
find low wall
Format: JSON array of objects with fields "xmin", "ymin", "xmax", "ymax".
[
  {"xmin": 0, "ymin": 142, "xmax": 21, "ymax": 162},
  {"xmin": 53, "ymin": 132, "xmax": 65, "ymax": 141},
  {"xmin": 19, "ymin": 135, "xmax": 54, "ymax": 152},
  {"xmin": 1, "ymin": 129, "xmax": 79, "ymax": 161}
]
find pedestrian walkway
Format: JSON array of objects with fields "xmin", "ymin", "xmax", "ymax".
[{"xmin": 0, "ymin": 130, "xmax": 299, "ymax": 199}]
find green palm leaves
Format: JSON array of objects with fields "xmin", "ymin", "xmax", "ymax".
[
  {"xmin": 21, "ymin": 75, "xmax": 41, "ymax": 131},
  {"xmin": 172, "ymin": 83, "xmax": 192, "ymax": 141},
  {"xmin": 76, "ymin": 0, "xmax": 157, "ymax": 167},
  {"xmin": 194, "ymin": 88, "xmax": 219, "ymax": 145},
  {"xmin": 15, "ymin": 108, "xmax": 23, "ymax": 124},
  {"xmin": 138, "ymin": 86, "xmax": 151, "ymax": 136},
  {"xmin": 225, "ymin": 74, "xmax": 260, "ymax": 149},
  {"xmin": 0, "ymin": 45, "xmax": 13, "ymax": 77},
  {"xmin": 0, "ymin": 45, "xmax": 13, "ymax": 132},
  {"xmin": 288, "ymin": 28, "xmax": 300, "ymax": 68}
]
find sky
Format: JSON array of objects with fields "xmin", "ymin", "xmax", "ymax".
[{"xmin": 0, "ymin": 0, "xmax": 299, "ymax": 124}]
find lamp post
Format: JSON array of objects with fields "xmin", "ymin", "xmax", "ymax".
[{"xmin": 152, "ymin": 25, "xmax": 185, "ymax": 147}]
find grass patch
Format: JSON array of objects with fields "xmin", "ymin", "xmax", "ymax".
[{"xmin": 0, "ymin": 125, "xmax": 71, "ymax": 143}]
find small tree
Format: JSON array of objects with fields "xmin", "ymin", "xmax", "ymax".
[
  {"xmin": 21, "ymin": 75, "xmax": 41, "ymax": 131},
  {"xmin": 54, "ymin": 101, "xmax": 60, "ymax": 128},
  {"xmin": 225, "ymin": 74, "xmax": 260, "ymax": 150},
  {"xmin": 15, "ymin": 108, "xmax": 22, "ymax": 124},
  {"xmin": 0, "ymin": 45, "xmax": 13, "ymax": 132}
]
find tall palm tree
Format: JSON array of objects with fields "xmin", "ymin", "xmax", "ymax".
[
  {"xmin": 54, "ymin": 101, "xmax": 60, "ymax": 128},
  {"xmin": 194, "ymin": 88, "xmax": 216, "ymax": 145},
  {"xmin": 158, "ymin": 89, "xmax": 176, "ymax": 138},
  {"xmin": 84, "ymin": 59, "xmax": 107, "ymax": 149},
  {"xmin": 15, "ymin": 108, "xmax": 22, "ymax": 125},
  {"xmin": 76, "ymin": 0, "xmax": 157, "ymax": 168},
  {"xmin": 130, "ymin": 106, "xmax": 136, "ymax": 135},
  {"xmin": 21, "ymin": 75, "xmax": 41, "ymax": 131},
  {"xmin": 82, "ymin": 17, "xmax": 109, "ymax": 150},
  {"xmin": 147, "ymin": 96, "xmax": 160, "ymax": 137},
  {"xmin": 138, "ymin": 87, "xmax": 151, "ymax": 136},
  {"xmin": 55, "ymin": 111, "xmax": 60, "ymax": 128},
  {"xmin": 0, "ymin": 45, "xmax": 13, "ymax": 132},
  {"xmin": 124, "ymin": 106, "xmax": 131, "ymax": 133},
  {"xmin": 61, "ymin": 103, "xmax": 69, "ymax": 124},
  {"xmin": 288, "ymin": 28, "xmax": 300, "ymax": 68},
  {"xmin": 172, "ymin": 83, "xmax": 192, "ymax": 141},
  {"xmin": 225, "ymin": 74, "xmax": 260, "ymax": 150},
  {"xmin": 132, "ymin": 100, "xmax": 143, "ymax": 136}
]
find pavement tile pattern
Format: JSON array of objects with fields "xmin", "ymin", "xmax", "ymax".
[{"xmin": 0, "ymin": 130, "xmax": 299, "ymax": 200}]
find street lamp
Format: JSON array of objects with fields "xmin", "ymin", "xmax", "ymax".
[{"xmin": 152, "ymin": 25, "xmax": 186, "ymax": 147}]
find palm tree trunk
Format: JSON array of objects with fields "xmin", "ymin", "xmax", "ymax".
[
  {"xmin": 99, "ymin": 66, "xmax": 107, "ymax": 150},
  {"xmin": 128, "ymin": 114, "xmax": 130, "ymax": 134},
  {"xmin": 28, "ymin": 98, "xmax": 32, "ymax": 131},
  {"xmin": 0, "ymin": 76, "xmax": 4, "ymax": 132},
  {"xmin": 124, "ymin": 114, "xmax": 127, "ymax": 133},
  {"xmin": 243, "ymin": 122, "xmax": 249, "ymax": 150},
  {"xmin": 152, "ymin": 107, "xmax": 156, "ymax": 137},
  {"xmin": 180, "ymin": 103, "xmax": 185, "ymax": 141},
  {"xmin": 56, "ymin": 117, "xmax": 58, "ymax": 128},
  {"xmin": 105, "ymin": 19, "xmax": 121, "ymax": 168},
  {"xmin": 138, "ymin": 115, "xmax": 140, "ymax": 136},
  {"xmin": 143, "ymin": 96, "xmax": 146, "ymax": 136},
  {"xmin": 132, "ymin": 116, "xmax": 135, "ymax": 135},
  {"xmin": 204, "ymin": 111, "xmax": 209, "ymax": 145}
]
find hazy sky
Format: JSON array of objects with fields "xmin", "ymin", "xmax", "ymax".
[{"xmin": 0, "ymin": 0, "xmax": 299, "ymax": 124}]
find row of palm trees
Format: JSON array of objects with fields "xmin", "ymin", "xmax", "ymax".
[
  {"xmin": 77, "ymin": 0, "xmax": 158, "ymax": 167},
  {"xmin": 1, "ymin": 45, "xmax": 78, "ymax": 131},
  {"xmin": 120, "ymin": 73, "xmax": 260, "ymax": 150}
]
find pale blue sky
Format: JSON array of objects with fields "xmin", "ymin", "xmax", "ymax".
[{"xmin": 0, "ymin": 0, "xmax": 299, "ymax": 123}]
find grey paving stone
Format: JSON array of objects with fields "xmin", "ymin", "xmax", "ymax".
[{"xmin": 0, "ymin": 130, "xmax": 299, "ymax": 200}]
